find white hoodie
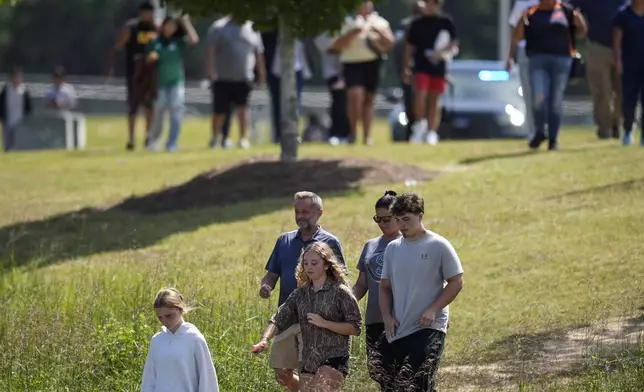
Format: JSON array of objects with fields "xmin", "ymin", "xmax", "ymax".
[{"xmin": 141, "ymin": 322, "xmax": 219, "ymax": 392}]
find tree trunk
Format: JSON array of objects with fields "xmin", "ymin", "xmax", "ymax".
[{"xmin": 278, "ymin": 16, "xmax": 299, "ymax": 162}]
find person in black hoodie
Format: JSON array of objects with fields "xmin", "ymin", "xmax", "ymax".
[{"xmin": 0, "ymin": 67, "xmax": 32, "ymax": 152}]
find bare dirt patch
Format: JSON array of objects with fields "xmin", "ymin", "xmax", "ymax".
[
  {"xmin": 117, "ymin": 156, "xmax": 438, "ymax": 214},
  {"xmin": 441, "ymin": 316, "xmax": 644, "ymax": 391}
]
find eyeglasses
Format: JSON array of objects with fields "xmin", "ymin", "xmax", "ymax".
[{"xmin": 373, "ymin": 215, "xmax": 393, "ymax": 224}]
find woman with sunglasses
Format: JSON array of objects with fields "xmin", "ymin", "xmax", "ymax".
[{"xmin": 352, "ymin": 190, "xmax": 400, "ymax": 388}]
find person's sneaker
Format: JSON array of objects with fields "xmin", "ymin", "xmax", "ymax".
[
  {"xmin": 611, "ymin": 124, "xmax": 620, "ymax": 139},
  {"xmin": 239, "ymin": 138, "xmax": 250, "ymax": 149},
  {"xmin": 166, "ymin": 145, "xmax": 178, "ymax": 152},
  {"xmin": 425, "ymin": 130, "xmax": 439, "ymax": 145},
  {"xmin": 208, "ymin": 137, "xmax": 218, "ymax": 148},
  {"xmin": 329, "ymin": 137, "xmax": 340, "ymax": 146},
  {"xmin": 528, "ymin": 132, "xmax": 546, "ymax": 150},
  {"xmin": 622, "ymin": 132, "xmax": 633, "ymax": 146},
  {"xmin": 364, "ymin": 138, "xmax": 374, "ymax": 146},
  {"xmin": 410, "ymin": 121, "xmax": 428, "ymax": 144},
  {"xmin": 126, "ymin": 142, "xmax": 134, "ymax": 151},
  {"xmin": 147, "ymin": 142, "xmax": 162, "ymax": 152},
  {"xmin": 223, "ymin": 138, "xmax": 234, "ymax": 149},
  {"xmin": 548, "ymin": 140, "xmax": 559, "ymax": 151}
]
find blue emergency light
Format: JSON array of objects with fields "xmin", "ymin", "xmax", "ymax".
[{"xmin": 478, "ymin": 70, "xmax": 510, "ymax": 82}]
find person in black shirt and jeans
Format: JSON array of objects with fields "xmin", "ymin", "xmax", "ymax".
[
  {"xmin": 107, "ymin": 1, "xmax": 159, "ymax": 151},
  {"xmin": 506, "ymin": 0, "xmax": 586, "ymax": 151},
  {"xmin": 613, "ymin": 0, "xmax": 644, "ymax": 146},
  {"xmin": 402, "ymin": 0, "xmax": 458, "ymax": 146}
]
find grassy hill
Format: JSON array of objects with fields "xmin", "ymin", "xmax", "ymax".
[{"xmin": 1, "ymin": 117, "xmax": 643, "ymax": 391}]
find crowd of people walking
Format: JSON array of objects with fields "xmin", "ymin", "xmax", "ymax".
[
  {"xmin": 142, "ymin": 190, "xmax": 464, "ymax": 392},
  {"xmin": 101, "ymin": 0, "xmax": 465, "ymax": 152},
  {"xmin": 2, "ymin": 0, "xmax": 643, "ymax": 153},
  {"xmin": 505, "ymin": 0, "xmax": 643, "ymax": 149}
]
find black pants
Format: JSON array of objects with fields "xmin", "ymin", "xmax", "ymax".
[
  {"xmin": 267, "ymin": 71, "xmax": 304, "ymax": 143},
  {"xmin": 327, "ymin": 77, "xmax": 350, "ymax": 139},
  {"xmin": 622, "ymin": 69, "xmax": 644, "ymax": 133},
  {"xmin": 380, "ymin": 328, "xmax": 446, "ymax": 392},
  {"xmin": 402, "ymin": 82, "xmax": 415, "ymax": 141},
  {"xmin": 366, "ymin": 323, "xmax": 389, "ymax": 387}
]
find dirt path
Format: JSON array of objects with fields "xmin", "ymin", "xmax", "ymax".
[{"xmin": 440, "ymin": 315, "xmax": 644, "ymax": 391}]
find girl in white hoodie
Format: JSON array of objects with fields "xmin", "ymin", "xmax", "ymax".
[{"xmin": 141, "ymin": 287, "xmax": 219, "ymax": 392}]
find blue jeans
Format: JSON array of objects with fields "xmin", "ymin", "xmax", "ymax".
[
  {"xmin": 149, "ymin": 83, "xmax": 185, "ymax": 150},
  {"xmin": 528, "ymin": 54, "xmax": 572, "ymax": 143}
]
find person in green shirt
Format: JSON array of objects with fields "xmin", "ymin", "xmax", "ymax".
[{"xmin": 146, "ymin": 15, "xmax": 199, "ymax": 151}]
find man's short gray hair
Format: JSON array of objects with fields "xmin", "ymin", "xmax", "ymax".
[{"xmin": 294, "ymin": 191, "xmax": 323, "ymax": 210}]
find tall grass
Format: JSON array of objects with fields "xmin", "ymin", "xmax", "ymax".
[{"xmin": 2, "ymin": 120, "xmax": 644, "ymax": 391}]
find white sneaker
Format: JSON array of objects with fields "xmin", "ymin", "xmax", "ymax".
[
  {"xmin": 223, "ymin": 139, "xmax": 234, "ymax": 149},
  {"xmin": 239, "ymin": 138, "xmax": 250, "ymax": 149},
  {"xmin": 147, "ymin": 141, "xmax": 162, "ymax": 151},
  {"xmin": 426, "ymin": 130, "xmax": 439, "ymax": 145},
  {"xmin": 410, "ymin": 121, "xmax": 428, "ymax": 144}
]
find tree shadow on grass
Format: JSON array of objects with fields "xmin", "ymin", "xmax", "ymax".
[
  {"xmin": 459, "ymin": 144, "xmax": 617, "ymax": 165},
  {"xmin": 0, "ymin": 157, "xmax": 436, "ymax": 272},
  {"xmin": 546, "ymin": 178, "xmax": 644, "ymax": 200}
]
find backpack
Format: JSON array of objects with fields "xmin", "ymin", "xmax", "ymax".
[{"xmin": 524, "ymin": 3, "xmax": 585, "ymax": 80}]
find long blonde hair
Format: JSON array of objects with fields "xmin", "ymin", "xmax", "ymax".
[{"xmin": 295, "ymin": 242, "xmax": 348, "ymax": 287}]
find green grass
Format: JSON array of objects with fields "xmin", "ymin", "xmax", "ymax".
[{"xmin": 1, "ymin": 116, "xmax": 643, "ymax": 391}]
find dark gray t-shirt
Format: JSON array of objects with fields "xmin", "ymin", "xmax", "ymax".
[
  {"xmin": 381, "ymin": 230, "xmax": 463, "ymax": 342},
  {"xmin": 207, "ymin": 17, "xmax": 264, "ymax": 82},
  {"xmin": 357, "ymin": 235, "xmax": 400, "ymax": 325}
]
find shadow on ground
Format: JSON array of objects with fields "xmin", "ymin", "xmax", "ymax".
[
  {"xmin": 0, "ymin": 157, "xmax": 437, "ymax": 271},
  {"xmin": 547, "ymin": 178, "xmax": 644, "ymax": 200},
  {"xmin": 441, "ymin": 314, "xmax": 644, "ymax": 390},
  {"xmin": 459, "ymin": 144, "xmax": 617, "ymax": 165}
]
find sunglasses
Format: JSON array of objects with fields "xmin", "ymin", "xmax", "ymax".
[{"xmin": 373, "ymin": 215, "xmax": 393, "ymax": 224}]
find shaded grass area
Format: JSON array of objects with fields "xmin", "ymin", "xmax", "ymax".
[{"xmin": 1, "ymin": 116, "xmax": 643, "ymax": 391}]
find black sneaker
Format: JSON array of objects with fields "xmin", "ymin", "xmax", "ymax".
[
  {"xmin": 126, "ymin": 142, "xmax": 134, "ymax": 151},
  {"xmin": 548, "ymin": 140, "xmax": 559, "ymax": 151},
  {"xmin": 529, "ymin": 132, "xmax": 546, "ymax": 150},
  {"xmin": 611, "ymin": 124, "xmax": 620, "ymax": 139}
]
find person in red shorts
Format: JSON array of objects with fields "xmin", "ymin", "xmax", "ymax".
[{"xmin": 402, "ymin": 0, "xmax": 458, "ymax": 145}]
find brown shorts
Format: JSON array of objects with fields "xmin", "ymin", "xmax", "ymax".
[
  {"xmin": 127, "ymin": 57, "xmax": 157, "ymax": 114},
  {"xmin": 269, "ymin": 324, "xmax": 303, "ymax": 370}
]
